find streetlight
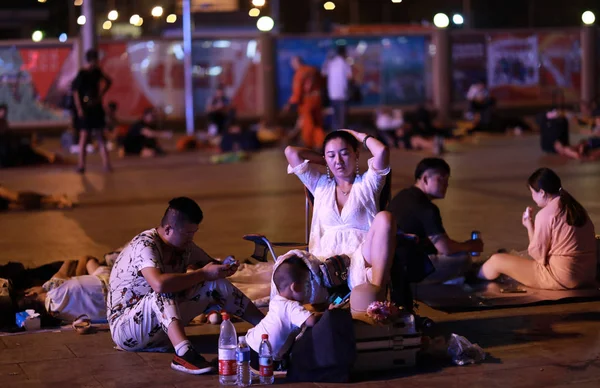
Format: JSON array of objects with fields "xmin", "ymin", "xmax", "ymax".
[
  {"xmin": 103, "ymin": 21, "xmax": 112, "ymax": 30},
  {"xmin": 256, "ymin": 16, "xmax": 274, "ymax": 32},
  {"xmin": 324, "ymin": 1, "xmax": 335, "ymax": 10},
  {"xmin": 391, "ymin": 0, "xmax": 402, "ymax": 3},
  {"xmin": 38, "ymin": 0, "xmax": 47, "ymax": 3},
  {"xmin": 32, "ymin": 30, "xmax": 44, "ymax": 42},
  {"xmin": 433, "ymin": 13, "xmax": 450, "ymax": 28},
  {"xmin": 130, "ymin": 14, "xmax": 141, "ymax": 25},
  {"xmin": 108, "ymin": 10, "xmax": 118, "ymax": 21},
  {"xmin": 582, "ymin": 11, "xmax": 595, "ymax": 25},
  {"xmin": 59, "ymin": 33, "xmax": 68, "ymax": 42},
  {"xmin": 151, "ymin": 6, "xmax": 164, "ymax": 18},
  {"xmin": 166, "ymin": 14, "xmax": 177, "ymax": 23},
  {"xmin": 77, "ymin": 15, "xmax": 86, "ymax": 25},
  {"xmin": 252, "ymin": 0, "xmax": 266, "ymax": 6},
  {"xmin": 452, "ymin": 13, "xmax": 464, "ymax": 25},
  {"xmin": 249, "ymin": 8, "xmax": 260, "ymax": 17},
  {"xmin": 74, "ymin": 0, "xmax": 82, "ymax": 6}
]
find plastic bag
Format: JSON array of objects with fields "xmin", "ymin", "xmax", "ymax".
[{"xmin": 447, "ymin": 333, "xmax": 486, "ymax": 365}]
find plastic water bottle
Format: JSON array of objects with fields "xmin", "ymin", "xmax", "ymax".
[
  {"xmin": 258, "ymin": 334, "xmax": 274, "ymax": 385},
  {"xmin": 219, "ymin": 313, "xmax": 238, "ymax": 385},
  {"xmin": 471, "ymin": 230, "xmax": 481, "ymax": 257},
  {"xmin": 236, "ymin": 336, "xmax": 251, "ymax": 386}
]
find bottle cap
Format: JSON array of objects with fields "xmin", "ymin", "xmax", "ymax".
[
  {"xmin": 261, "ymin": 334, "xmax": 269, "ymax": 340},
  {"xmin": 221, "ymin": 312, "xmax": 230, "ymax": 320},
  {"xmin": 238, "ymin": 336, "xmax": 246, "ymax": 342}
]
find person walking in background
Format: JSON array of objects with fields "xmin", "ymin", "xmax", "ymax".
[
  {"xmin": 284, "ymin": 56, "xmax": 325, "ymax": 150},
  {"xmin": 71, "ymin": 49, "xmax": 113, "ymax": 174},
  {"xmin": 322, "ymin": 46, "xmax": 352, "ymax": 130}
]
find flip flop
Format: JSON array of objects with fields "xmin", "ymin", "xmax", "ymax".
[{"xmin": 72, "ymin": 314, "xmax": 93, "ymax": 335}]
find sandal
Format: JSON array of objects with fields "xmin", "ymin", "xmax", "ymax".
[{"xmin": 72, "ymin": 314, "xmax": 93, "ymax": 335}]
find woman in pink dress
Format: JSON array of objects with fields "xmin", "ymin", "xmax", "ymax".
[{"xmin": 479, "ymin": 168, "xmax": 597, "ymax": 290}]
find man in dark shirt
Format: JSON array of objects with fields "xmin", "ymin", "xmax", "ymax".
[
  {"xmin": 120, "ymin": 108, "xmax": 172, "ymax": 157},
  {"xmin": 388, "ymin": 158, "xmax": 484, "ymax": 284},
  {"xmin": 71, "ymin": 49, "xmax": 113, "ymax": 173}
]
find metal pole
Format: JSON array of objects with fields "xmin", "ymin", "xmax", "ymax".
[
  {"xmin": 581, "ymin": 26, "xmax": 597, "ymax": 110},
  {"xmin": 182, "ymin": 0, "xmax": 195, "ymax": 135},
  {"xmin": 432, "ymin": 28, "xmax": 452, "ymax": 123},
  {"xmin": 81, "ymin": 0, "xmax": 96, "ymax": 54},
  {"xmin": 67, "ymin": 0, "xmax": 77, "ymax": 37},
  {"xmin": 463, "ymin": 0, "xmax": 472, "ymax": 29},
  {"xmin": 270, "ymin": 0, "xmax": 280, "ymax": 34}
]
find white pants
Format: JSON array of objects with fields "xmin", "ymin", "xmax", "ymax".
[{"xmin": 109, "ymin": 279, "xmax": 250, "ymax": 352}]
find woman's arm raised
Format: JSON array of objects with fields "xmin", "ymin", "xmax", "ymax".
[
  {"xmin": 285, "ymin": 146, "xmax": 326, "ymax": 168},
  {"xmin": 342, "ymin": 129, "xmax": 389, "ymax": 171}
]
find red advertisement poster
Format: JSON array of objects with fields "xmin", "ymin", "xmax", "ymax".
[
  {"xmin": 487, "ymin": 33, "xmax": 539, "ymax": 102},
  {"xmin": 537, "ymin": 32, "xmax": 581, "ymax": 102},
  {"xmin": 451, "ymin": 33, "xmax": 487, "ymax": 102}
]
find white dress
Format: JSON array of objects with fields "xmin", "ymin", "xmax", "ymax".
[{"xmin": 288, "ymin": 157, "xmax": 390, "ymax": 288}]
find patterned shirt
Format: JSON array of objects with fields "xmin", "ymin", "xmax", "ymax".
[{"xmin": 107, "ymin": 228, "xmax": 194, "ymax": 323}]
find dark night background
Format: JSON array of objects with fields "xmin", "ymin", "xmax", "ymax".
[{"xmin": 1, "ymin": 0, "xmax": 599, "ymax": 40}]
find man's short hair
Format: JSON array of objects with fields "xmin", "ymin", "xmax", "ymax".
[
  {"xmin": 160, "ymin": 197, "xmax": 203, "ymax": 227},
  {"xmin": 85, "ymin": 49, "xmax": 99, "ymax": 63},
  {"xmin": 414, "ymin": 158, "xmax": 451, "ymax": 180},
  {"xmin": 273, "ymin": 256, "xmax": 309, "ymax": 294},
  {"xmin": 336, "ymin": 45, "xmax": 347, "ymax": 57}
]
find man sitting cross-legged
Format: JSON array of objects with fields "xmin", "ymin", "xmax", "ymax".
[
  {"xmin": 107, "ymin": 197, "xmax": 264, "ymax": 375},
  {"xmin": 388, "ymin": 158, "xmax": 484, "ymax": 284}
]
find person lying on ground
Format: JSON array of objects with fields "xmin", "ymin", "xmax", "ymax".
[
  {"xmin": 19, "ymin": 256, "xmax": 110, "ymax": 323},
  {"xmin": 107, "ymin": 197, "xmax": 264, "ymax": 375},
  {"xmin": 0, "ymin": 184, "xmax": 73, "ymax": 212},
  {"xmin": 478, "ymin": 168, "xmax": 597, "ymax": 290},
  {"xmin": 375, "ymin": 108, "xmax": 444, "ymax": 155}
]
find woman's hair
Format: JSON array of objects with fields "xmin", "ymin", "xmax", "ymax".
[
  {"xmin": 527, "ymin": 168, "xmax": 588, "ymax": 227},
  {"xmin": 322, "ymin": 130, "xmax": 359, "ymax": 153}
]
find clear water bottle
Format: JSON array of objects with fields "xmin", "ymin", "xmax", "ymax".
[
  {"xmin": 219, "ymin": 313, "xmax": 238, "ymax": 385},
  {"xmin": 236, "ymin": 336, "xmax": 251, "ymax": 386},
  {"xmin": 471, "ymin": 230, "xmax": 481, "ymax": 257},
  {"xmin": 258, "ymin": 334, "xmax": 274, "ymax": 385}
]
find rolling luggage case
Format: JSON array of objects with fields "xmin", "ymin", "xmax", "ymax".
[{"xmin": 354, "ymin": 313, "xmax": 422, "ymax": 371}]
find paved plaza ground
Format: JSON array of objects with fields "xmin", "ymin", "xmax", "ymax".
[{"xmin": 0, "ymin": 134, "xmax": 599, "ymax": 387}]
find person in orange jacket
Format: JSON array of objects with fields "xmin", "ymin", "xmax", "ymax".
[{"xmin": 284, "ymin": 57, "xmax": 325, "ymax": 150}]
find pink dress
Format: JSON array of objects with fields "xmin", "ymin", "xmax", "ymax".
[{"xmin": 528, "ymin": 197, "xmax": 597, "ymax": 289}]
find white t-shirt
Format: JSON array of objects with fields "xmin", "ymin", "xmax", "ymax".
[
  {"xmin": 376, "ymin": 113, "xmax": 403, "ymax": 131},
  {"xmin": 107, "ymin": 228, "xmax": 202, "ymax": 325},
  {"xmin": 323, "ymin": 56, "xmax": 351, "ymax": 100},
  {"xmin": 45, "ymin": 266, "xmax": 110, "ymax": 322},
  {"xmin": 245, "ymin": 295, "xmax": 312, "ymax": 360}
]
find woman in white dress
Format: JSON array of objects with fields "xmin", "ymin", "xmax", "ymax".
[{"xmin": 285, "ymin": 130, "xmax": 396, "ymax": 296}]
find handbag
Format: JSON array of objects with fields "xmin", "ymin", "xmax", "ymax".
[{"xmin": 319, "ymin": 255, "xmax": 351, "ymax": 289}]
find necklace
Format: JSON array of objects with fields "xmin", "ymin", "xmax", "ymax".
[{"xmin": 337, "ymin": 186, "xmax": 351, "ymax": 196}]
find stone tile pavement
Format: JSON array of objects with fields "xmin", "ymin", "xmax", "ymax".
[{"xmin": 0, "ymin": 134, "xmax": 599, "ymax": 387}]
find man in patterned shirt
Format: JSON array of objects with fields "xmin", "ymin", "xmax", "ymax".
[{"xmin": 107, "ymin": 197, "xmax": 264, "ymax": 375}]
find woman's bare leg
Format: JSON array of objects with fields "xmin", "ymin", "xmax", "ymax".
[
  {"xmin": 361, "ymin": 211, "xmax": 397, "ymax": 290},
  {"xmin": 478, "ymin": 253, "xmax": 540, "ymax": 286}
]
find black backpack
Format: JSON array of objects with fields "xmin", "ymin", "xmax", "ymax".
[{"xmin": 286, "ymin": 309, "xmax": 356, "ymax": 383}]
